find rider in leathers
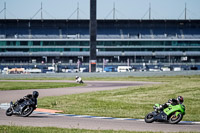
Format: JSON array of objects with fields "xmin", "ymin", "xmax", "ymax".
[
  {"xmin": 13, "ymin": 91, "xmax": 39, "ymax": 113},
  {"xmin": 156, "ymin": 96, "xmax": 184, "ymax": 111}
]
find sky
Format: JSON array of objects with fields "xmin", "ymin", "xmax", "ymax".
[{"xmin": 0, "ymin": 0, "xmax": 200, "ymax": 20}]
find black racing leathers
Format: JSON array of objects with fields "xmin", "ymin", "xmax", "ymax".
[
  {"xmin": 14, "ymin": 94, "xmax": 37, "ymax": 112},
  {"xmin": 161, "ymin": 98, "xmax": 179, "ymax": 109}
]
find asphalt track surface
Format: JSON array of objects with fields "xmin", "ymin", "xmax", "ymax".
[{"xmin": 0, "ymin": 80, "xmax": 200, "ymax": 132}]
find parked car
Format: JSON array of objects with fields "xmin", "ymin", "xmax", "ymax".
[
  {"xmin": 80, "ymin": 67, "xmax": 87, "ymax": 73},
  {"xmin": 8, "ymin": 68, "xmax": 25, "ymax": 74},
  {"xmin": 96, "ymin": 67, "xmax": 103, "ymax": 72},
  {"xmin": 161, "ymin": 67, "xmax": 171, "ymax": 71},
  {"xmin": 149, "ymin": 68, "xmax": 161, "ymax": 72},
  {"xmin": 117, "ymin": 66, "xmax": 133, "ymax": 72},
  {"xmin": 2, "ymin": 67, "xmax": 9, "ymax": 74},
  {"xmin": 25, "ymin": 68, "xmax": 42, "ymax": 73},
  {"xmin": 173, "ymin": 67, "xmax": 182, "ymax": 71},
  {"xmin": 104, "ymin": 67, "xmax": 116, "ymax": 72}
]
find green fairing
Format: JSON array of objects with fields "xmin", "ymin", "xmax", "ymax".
[
  {"xmin": 155, "ymin": 104, "xmax": 160, "ymax": 107},
  {"xmin": 175, "ymin": 111, "xmax": 181, "ymax": 116},
  {"xmin": 163, "ymin": 104, "xmax": 185, "ymax": 116}
]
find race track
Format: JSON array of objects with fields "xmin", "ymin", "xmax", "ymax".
[{"xmin": 0, "ymin": 80, "xmax": 200, "ymax": 132}]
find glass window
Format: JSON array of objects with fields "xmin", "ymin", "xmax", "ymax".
[
  {"xmin": 33, "ymin": 41, "xmax": 40, "ymax": 46},
  {"xmin": 0, "ymin": 41, "xmax": 6, "ymax": 46},
  {"xmin": 20, "ymin": 41, "xmax": 28, "ymax": 46}
]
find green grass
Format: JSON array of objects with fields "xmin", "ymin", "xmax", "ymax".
[
  {"xmin": 1, "ymin": 75, "xmax": 200, "ymax": 82},
  {"xmin": 0, "ymin": 77, "xmax": 74, "ymax": 80},
  {"xmin": 83, "ymin": 75, "xmax": 200, "ymax": 82},
  {"xmin": 38, "ymin": 75, "xmax": 200, "ymax": 121},
  {"xmin": 0, "ymin": 82, "xmax": 83, "ymax": 90},
  {"xmin": 2, "ymin": 125, "xmax": 195, "ymax": 133}
]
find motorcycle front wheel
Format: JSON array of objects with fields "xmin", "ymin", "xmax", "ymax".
[
  {"xmin": 21, "ymin": 106, "xmax": 34, "ymax": 117},
  {"xmin": 169, "ymin": 113, "xmax": 183, "ymax": 124},
  {"xmin": 6, "ymin": 107, "xmax": 13, "ymax": 116},
  {"xmin": 145, "ymin": 112, "xmax": 154, "ymax": 123}
]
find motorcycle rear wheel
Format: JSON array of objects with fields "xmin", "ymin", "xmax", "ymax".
[
  {"xmin": 21, "ymin": 106, "xmax": 34, "ymax": 117},
  {"xmin": 145, "ymin": 112, "xmax": 154, "ymax": 123},
  {"xmin": 6, "ymin": 107, "xmax": 13, "ymax": 116},
  {"xmin": 169, "ymin": 113, "xmax": 183, "ymax": 124}
]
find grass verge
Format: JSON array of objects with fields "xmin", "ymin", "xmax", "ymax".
[
  {"xmin": 1, "ymin": 75, "xmax": 200, "ymax": 82},
  {"xmin": 38, "ymin": 75, "xmax": 200, "ymax": 121},
  {"xmin": 0, "ymin": 125, "xmax": 188, "ymax": 133},
  {"xmin": 0, "ymin": 82, "xmax": 83, "ymax": 90}
]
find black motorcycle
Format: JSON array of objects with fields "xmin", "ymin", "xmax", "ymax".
[{"xmin": 6, "ymin": 99, "xmax": 37, "ymax": 117}]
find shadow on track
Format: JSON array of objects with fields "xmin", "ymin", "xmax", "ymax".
[{"xmin": 28, "ymin": 116, "xmax": 49, "ymax": 118}]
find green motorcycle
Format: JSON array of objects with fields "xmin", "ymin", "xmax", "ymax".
[{"xmin": 145, "ymin": 103, "xmax": 185, "ymax": 124}]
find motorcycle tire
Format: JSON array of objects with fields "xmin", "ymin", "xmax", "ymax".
[
  {"xmin": 6, "ymin": 107, "xmax": 13, "ymax": 116},
  {"xmin": 21, "ymin": 106, "xmax": 34, "ymax": 117},
  {"xmin": 169, "ymin": 113, "xmax": 183, "ymax": 124},
  {"xmin": 145, "ymin": 112, "xmax": 154, "ymax": 123}
]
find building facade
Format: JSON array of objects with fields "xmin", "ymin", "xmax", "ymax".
[{"xmin": 0, "ymin": 19, "xmax": 200, "ymax": 70}]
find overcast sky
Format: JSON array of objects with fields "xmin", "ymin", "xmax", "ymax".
[{"xmin": 0, "ymin": 0, "xmax": 200, "ymax": 19}]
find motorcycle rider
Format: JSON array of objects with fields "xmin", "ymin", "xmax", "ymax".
[
  {"xmin": 13, "ymin": 91, "xmax": 39, "ymax": 113},
  {"xmin": 156, "ymin": 96, "xmax": 184, "ymax": 111},
  {"xmin": 75, "ymin": 76, "xmax": 83, "ymax": 83},
  {"xmin": 24, "ymin": 91, "xmax": 39, "ymax": 106}
]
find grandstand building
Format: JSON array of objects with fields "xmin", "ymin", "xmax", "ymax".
[{"xmin": 0, "ymin": 19, "xmax": 200, "ymax": 70}]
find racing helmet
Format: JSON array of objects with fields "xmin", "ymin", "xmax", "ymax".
[
  {"xmin": 177, "ymin": 96, "xmax": 184, "ymax": 104},
  {"xmin": 33, "ymin": 91, "xmax": 39, "ymax": 98},
  {"xmin": 75, "ymin": 76, "xmax": 78, "ymax": 79}
]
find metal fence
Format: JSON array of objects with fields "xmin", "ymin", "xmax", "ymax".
[{"xmin": 1, "ymin": 70, "xmax": 200, "ymax": 79}]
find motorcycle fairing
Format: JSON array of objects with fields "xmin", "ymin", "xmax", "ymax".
[{"xmin": 163, "ymin": 104, "xmax": 185, "ymax": 116}]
